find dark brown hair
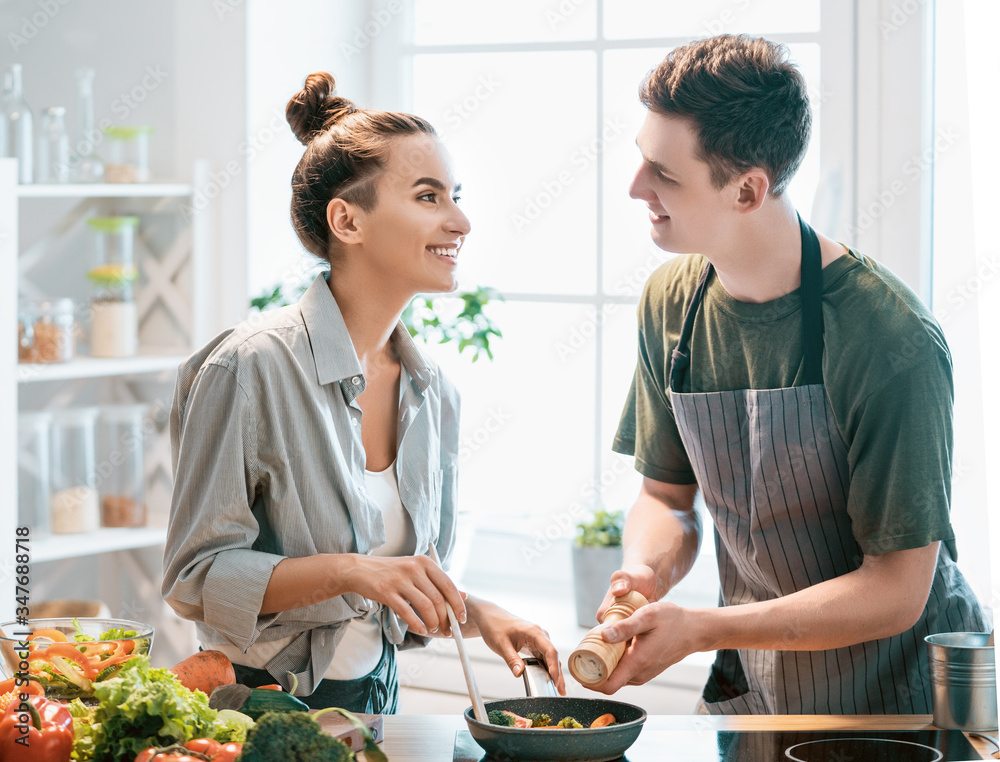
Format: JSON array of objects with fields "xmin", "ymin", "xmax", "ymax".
[
  {"xmin": 639, "ymin": 35, "xmax": 811, "ymax": 195},
  {"xmin": 286, "ymin": 72, "xmax": 436, "ymax": 261}
]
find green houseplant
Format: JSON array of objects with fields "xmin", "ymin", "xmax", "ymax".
[
  {"xmin": 572, "ymin": 509, "xmax": 625, "ymax": 628},
  {"xmin": 250, "ymin": 281, "xmax": 502, "ymax": 363}
]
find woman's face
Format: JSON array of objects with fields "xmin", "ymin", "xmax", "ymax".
[{"xmin": 354, "ymin": 133, "xmax": 471, "ymax": 296}]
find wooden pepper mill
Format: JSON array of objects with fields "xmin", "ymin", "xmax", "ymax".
[{"xmin": 568, "ymin": 590, "xmax": 648, "ymax": 689}]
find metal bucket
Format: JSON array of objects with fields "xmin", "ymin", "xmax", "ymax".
[{"xmin": 925, "ymin": 632, "xmax": 998, "ymax": 731}]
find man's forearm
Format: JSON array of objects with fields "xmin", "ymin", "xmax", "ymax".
[
  {"xmin": 623, "ymin": 484, "xmax": 701, "ymax": 600},
  {"xmin": 686, "ymin": 543, "xmax": 940, "ymax": 653}
]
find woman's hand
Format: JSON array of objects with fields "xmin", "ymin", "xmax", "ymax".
[
  {"xmin": 343, "ymin": 554, "xmax": 467, "ymax": 636},
  {"xmin": 466, "ymin": 597, "xmax": 566, "ymax": 695}
]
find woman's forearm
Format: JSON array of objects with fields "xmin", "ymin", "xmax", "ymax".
[{"xmin": 259, "ymin": 553, "xmax": 357, "ymax": 614}]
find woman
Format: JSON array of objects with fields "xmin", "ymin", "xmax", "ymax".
[{"xmin": 162, "ymin": 72, "xmax": 564, "ymax": 713}]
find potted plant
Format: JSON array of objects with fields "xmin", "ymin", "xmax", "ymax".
[
  {"xmin": 250, "ymin": 281, "xmax": 503, "ymax": 362},
  {"xmin": 572, "ymin": 508, "xmax": 625, "ymax": 628}
]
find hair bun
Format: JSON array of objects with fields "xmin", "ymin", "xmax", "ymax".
[{"xmin": 286, "ymin": 72, "xmax": 358, "ymax": 145}]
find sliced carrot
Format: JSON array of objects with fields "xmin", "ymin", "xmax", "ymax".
[
  {"xmin": 257, "ymin": 684, "xmax": 282, "ymax": 690},
  {"xmin": 590, "ymin": 713, "xmax": 617, "ymax": 728},
  {"xmin": 27, "ymin": 628, "xmax": 68, "ymax": 643}
]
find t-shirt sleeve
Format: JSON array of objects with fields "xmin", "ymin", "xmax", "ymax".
[
  {"xmin": 843, "ymin": 352, "xmax": 958, "ymax": 558},
  {"xmin": 613, "ymin": 315, "xmax": 697, "ymax": 485}
]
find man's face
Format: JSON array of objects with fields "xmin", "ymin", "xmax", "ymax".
[{"xmin": 628, "ymin": 111, "xmax": 735, "ymax": 255}]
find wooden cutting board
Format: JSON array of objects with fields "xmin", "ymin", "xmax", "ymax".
[{"xmin": 314, "ymin": 710, "xmax": 384, "ymax": 752}]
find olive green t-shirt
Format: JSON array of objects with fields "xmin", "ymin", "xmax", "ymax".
[{"xmin": 613, "ymin": 249, "xmax": 959, "ymax": 558}]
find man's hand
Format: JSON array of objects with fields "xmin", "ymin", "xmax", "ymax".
[
  {"xmin": 591, "ymin": 600, "xmax": 702, "ymax": 694},
  {"xmin": 469, "ymin": 598, "xmax": 567, "ymax": 695},
  {"xmin": 595, "ymin": 563, "xmax": 660, "ymax": 624}
]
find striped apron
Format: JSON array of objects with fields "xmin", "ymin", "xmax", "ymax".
[{"xmin": 668, "ymin": 216, "xmax": 987, "ymax": 714}]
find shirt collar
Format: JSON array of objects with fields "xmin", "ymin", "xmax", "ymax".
[{"xmin": 299, "ymin": 273, "xmax": 433, "ymax": 392}]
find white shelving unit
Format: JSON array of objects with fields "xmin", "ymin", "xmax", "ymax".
[{"xmin": 0, "ymin": 158, "xmax": 212, "ymax": 629}]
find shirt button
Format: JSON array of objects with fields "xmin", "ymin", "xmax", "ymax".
[{"xmin": 351, "ymin": 376, "xmax": 362, "ymax": 386}]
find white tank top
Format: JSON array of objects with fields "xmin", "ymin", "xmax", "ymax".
[{"xmin": 208, "ymin": 460, "xmax": 416, "ymax": 680}]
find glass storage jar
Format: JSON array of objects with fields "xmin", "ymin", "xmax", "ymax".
[
  {"xmin": 18, "ymin": 298, "xmax": 76, "ymax": 363},
  {"xmin": 37, "ymin": 106, "xmax": 70, "ymax": 183},
  {"xmin": 18, "ymin": 412, "xmax": 52, "ymax": 538},
  {"xmin": 86, "ymin": 216, "xmax": 139, "ymax": 358},
  {"xmin": 49, "ymin": 407, "xmax": 100, "ymax": 534},
  {"xmin": 97, "ymin": 404, "xmax": 147, "ymax": 528},
  {"xmin": 102, "ymin": 125, "xmax": 152, "ymax": 182}
]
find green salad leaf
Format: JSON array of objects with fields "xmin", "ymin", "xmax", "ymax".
[{"xmin": 76, "ymin": 655, "xmax": 245, "ymax": 762}]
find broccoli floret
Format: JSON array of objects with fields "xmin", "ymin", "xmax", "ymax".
[
  {"xmin": 239, "ymin": 711, "xmax": 355, "ymax": 762},
  {"xmin": 556, "ymin": 716, "xmax": 584, "ymax": 729},
  {"xmin": 487, "ymin": 709, "xmax": 515, "ymax": 726},
  {"xmin": 526, "ymin": 713, "xmax": 552, "ymax": 727}
]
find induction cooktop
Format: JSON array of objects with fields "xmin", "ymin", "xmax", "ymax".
[{"xmin": 453, "ymin": 728, "xmax": 984, "ymax": 761}]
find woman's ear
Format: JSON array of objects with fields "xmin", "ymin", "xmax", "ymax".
[
  {"xmin": 735, "ymin": 169, "xmax": 770, "ymax": 213},
  {"xmin": 327, "ymin": 198, "xmax": 364, "ymax": 245}
]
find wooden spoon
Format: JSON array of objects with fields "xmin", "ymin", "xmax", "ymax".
[
  {"xmin": 427, "ymin": 544, "xmax": 488, "ymax": 723},
  {"xmin": 0, "ymin": 623, "xmax": 24, "ymax": 675}
]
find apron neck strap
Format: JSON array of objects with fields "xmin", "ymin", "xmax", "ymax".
[
  {"xmin": 667, "ymin": 214, "xmax": 826, "ymax": 393},
  {"xmin": 798, "ymin": 213, "xmax": 824, "ymax": 386}
]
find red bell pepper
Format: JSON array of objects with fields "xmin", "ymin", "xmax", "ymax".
[{"xmin": 0, "ymin": 694, "xmax": 74, "ymax": 761}]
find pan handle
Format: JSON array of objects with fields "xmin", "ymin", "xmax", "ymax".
[{"xmin": 521, "ymin": 657, "xmax": 558, "ymax": 698}]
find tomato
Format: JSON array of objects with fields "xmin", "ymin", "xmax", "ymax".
[
  {"xmin": 215, "ymin": 742, "xmax": 243, "ymax": 762},
  {"xmin": 134, "ymin": 740, "xmax": 242, "ymax": 762},
  {"xmin": 183, "ymin": 739, "xmax": 222, "ymax": 756}
]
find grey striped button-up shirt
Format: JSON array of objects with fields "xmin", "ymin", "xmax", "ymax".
[{"xmin": 161, "ymin": 274, "xmax": 460, "ymax": 694}]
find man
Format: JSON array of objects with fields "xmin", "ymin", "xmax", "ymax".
[{"xmin": 597, "ymin": 34, "xmax": 988, "ymax": 714}]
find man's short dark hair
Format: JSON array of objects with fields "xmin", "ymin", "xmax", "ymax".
[{"xmin": 640, "ymin": 34, "xmax": 812, "ymax": 195}]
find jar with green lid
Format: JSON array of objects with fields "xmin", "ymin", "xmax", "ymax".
[
  {"xmin": 86, "ymin": 216, "xmax": 139, "ymax": 357},
  {"xmin": 102, "ymin": 125, "xmax": 153, "ymax": 182}
]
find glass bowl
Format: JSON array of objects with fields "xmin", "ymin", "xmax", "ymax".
[{"xmin": 0, "ymin": 617, "xmax": 154, "ymax": 701}]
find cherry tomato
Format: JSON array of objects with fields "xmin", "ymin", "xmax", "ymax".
[
  {"xmin": 215, "ymin": 742, "xmax": 243, "ymax": 762},
  {"xmin": 183, "ymin": 739, "xmax": 222, "ymax": 756}
]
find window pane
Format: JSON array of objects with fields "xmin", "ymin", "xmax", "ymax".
[
  {"xmin": 413, "ymin": 0, "xmax": 597, "ymax": 45},
  {"xmin": 603, "ymin": 0, "xmax": 820, "ymax": 39},
  {"xmin": 422, "ymin": 302, "xmax": 597, "ymax": 529},
  {"xmin": 602, "ymin": 47, "xmax": 674, "ymax": 297},
  {"xmin": 600, "ymin": 309, "xmax": 643, "ymax": 511},
  {"xmin": 413, "ymin": 52, "xmax": 597, "ymax": 294}
]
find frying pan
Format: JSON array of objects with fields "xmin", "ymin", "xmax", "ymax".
[{"xmin": 464, "ymin": 657, "xmax": 646, "ymax": 761}]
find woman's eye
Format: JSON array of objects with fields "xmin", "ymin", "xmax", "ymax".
[
  {"xmin": 418, "ymin": 192, "xmax": 436, "ymax": 202},
  {"xmin": 452, "ymin": 195, "xmax": 462, "ymax": 205}
]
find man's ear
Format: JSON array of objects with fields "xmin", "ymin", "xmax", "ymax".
[
  {"xmin": 735, "ymin": 170, "xmax": 770, "ymax": 213},
  {"xmin": 327, "ymin": 198, "xmax": 364, "ymax": 245}
]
